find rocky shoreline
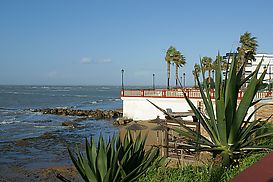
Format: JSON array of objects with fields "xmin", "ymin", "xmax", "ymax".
[
  {"xmin": 31, "ymin": 108, "xmax": 134, "ymax": 126},
  {"xmin": 32, "ymin": 108, "xmax": 123, "ymax": 119}
]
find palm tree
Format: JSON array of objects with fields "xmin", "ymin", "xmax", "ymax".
[
  {"xmin": 193, "ymin": 63, "xmax": 201, "ymax": 88},
  {"xmin": 201, "ymin": 56, "xmax": 213, "ymax": 88},
  {"xmin": 173, "ymin": 50, "xmax": 186, "ymax": 87},
  {"xmin": 237, "ymin": 32, "xmax": 258, "ymax": 66},
  {"xmin": 165, "ymin": 46, "xmax": 176, "ymax": 89},
  {"xmin": 237, "ymin": 32, "xmax": 258, "ymax": 89}
]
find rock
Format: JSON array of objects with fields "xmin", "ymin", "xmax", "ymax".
[
  {"xmin": 61, "ymin": 121, "xmax": 80, "ymax": 128},
  {"xmin": 114, "ymin": 118, "xmax": 133, "ymax": 125},
  {"xmin": 32, "ymin": 108, "xmax": 123, "ymax": 120}
]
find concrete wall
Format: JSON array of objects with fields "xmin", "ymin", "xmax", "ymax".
[
  {"xmin": 121, "ymin": 97, "xmax": 201, "ymax": 121},
  {"xmin": 121, "ymin": 96, "xmax": 256, "ymax": 121}
]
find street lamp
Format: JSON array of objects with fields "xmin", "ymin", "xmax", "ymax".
[
  {"xmin": 121, "ymin": 69, "xmax": 124, "ymax": 90},
  {"xmin": 183, "ymin": 73, "xmax": 186, "ymax": 88},
  {"xmin": 152, "ymin": 74, "xmax": 155, "ymax": 90}
]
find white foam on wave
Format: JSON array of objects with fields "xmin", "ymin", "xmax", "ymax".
[
  {"xmin": 0, "ymin": 120, "xmax": 21, "ymax": 125},
  {"xmin": 34, "ymin": 125, "xmax": 66, "ymax": 129}
]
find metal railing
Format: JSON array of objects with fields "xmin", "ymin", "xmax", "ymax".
[{"xmin": 121, "ymin": 88, "xmax": 272, "ymax": 100}]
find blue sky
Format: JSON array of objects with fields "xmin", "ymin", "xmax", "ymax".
[{"xmin": 0, "ymin": 0, "xmax": 273, "ymax": 86}]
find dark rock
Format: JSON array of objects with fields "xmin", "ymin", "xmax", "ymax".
[
  {"xmin": 61, "ymin": 121, "xmax": 80, "ymax": 128},
  {"xmin": 32, "ymin": 108, "xmax": 122, "ymax": 119}
]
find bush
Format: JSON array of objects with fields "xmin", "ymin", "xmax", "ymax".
[
  {"xmin": 65, "ymin": 131, "xmax": 164, "ymax": 182},
  {"xmin": 138, "ymin": 152, "xmax": 268, "ymax": 182}
]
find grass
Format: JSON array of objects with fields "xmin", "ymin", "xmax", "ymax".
[{"xmin": 138, "ymin": 152, "xmax": 269, "ymax": 182}]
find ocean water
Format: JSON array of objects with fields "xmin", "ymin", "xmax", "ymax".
[{"xmin": 0, "ymin": 85, "xmax": 122, "ymax": 170}]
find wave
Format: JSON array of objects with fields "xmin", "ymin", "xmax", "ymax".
[
  {"xmin": 33, "ymin": 119, "xmax": 52, "ymax": 123},
  {"xmin": 0, "ymin": 120, "xmax": 21, "ymax": 125},
  {"xmin": 82, "ymin": 101, "xmax": 98, "ymax": 104},
  {"xmin": 34, "ymin": 125, "xmax": 66, "ymax": 129}
]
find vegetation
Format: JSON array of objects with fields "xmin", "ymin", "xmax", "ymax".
[
  {"xmin": 165, "ymin": 46, "xmax": 176, "ymax": 89},
  {"xmin": 237, "ymin": 32, "xmax": 258, "ymax": 68},
  {"xmin": 151, "ymin": 51, "xmax": 273, "ymax": 167},
  {"xmin": 66, "ymin": 131, "xmax": 164, "ymax": 182},
  {"xmin": 181, "ymin": 52, "xmax": 272, "ymax": 166},
  {"xmin": 173, "ymin": 50, "xmax": 186, "ymax": 87},
  {"xmin": 165, "ymin": 46, "xmax": 186, "ymax": 88},
  {"xmin": 192, "ymin": 64, "xmax": 201, "ymax": 88},
  {"xmin": 138, "ymin": 152, "xmax": 268, "ymax": 182},
  {"xmin": 201, "ymin": 56, "xmax": 213, "ymax": 88}
]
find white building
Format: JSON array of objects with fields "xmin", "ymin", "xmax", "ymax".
[
  {"xmin": 223, "ymin": 53, "xmax": 273, "ymax": 86},
  {"xmin": 247, "ymin": 53, "xmax": 273, "ymax": 84}
]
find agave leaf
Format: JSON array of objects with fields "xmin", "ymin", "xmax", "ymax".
[
  {"xmin": 242, "ymin": 132, "xmax": 273, "ymax": 147},
  {"xmin": 120, "ymin": 145, "xmax": 133, "ymax": 165},
  {"xmin": 85, "ymin": 137, "xmax": 97, "ymax": 176},
  {"xmin": 134, "ymin": 132, "xmax": 142, "ymax": 153},
  {"xmin": 82, "ymin": 156, "xmax": 98, "ymax": 182},
  {"xmin": 196, "ymin": 68, "xmax": 219, "ymax": 137},
  {"xmin": 146, "ymin": 99, "xmax": 207, "ymax": 140},
  {"xmin": 250, "ymin": 99, "xmax": 262, "ymax": 107},
  {"xmin": 241, "ymin": 104, "xmax": 273, "ymax": 129},
  {"xmin": 103, "ymin": 169, "xmax": 112, "ymax": 182},
  {"xmin": 229, "ymin": 60, "xmax": 266, "ymax": 143},
  {"xmin": 173, "ymin": 128, "xmax": 214, "ymax": 147},
  {"xmin": 68, "ymin": 148, "xmax": 89, "ymax": 181},
  {"xmin": 96, "ymin": 134, "xmax": 107, "ymax": 181},
  {"xmin": 198, "ymin": 58, "xmax": 218, "ymax": 134},
  {"xmin": 214, "ymin": 52, "xmax": 227, "ymax": 145},
  {"xmin": 225, "ymin": 54, "xmax": 239, "ymax": 136},
  {"xmin": 182, "ymin": 93, "xmax": 219, "ymax": 144},
  {"xmin": 239, "ymin": 146, "xmax": 273, "ymax": 151},
  {"xmin": 117, "ymin": 160, "xmax": 127, "ymax": 178}
]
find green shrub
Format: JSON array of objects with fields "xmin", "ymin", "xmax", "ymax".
[
  {"xmin": 66, "ymin": 131, "xmax": 164, "ymax": 182},
  {"xmin": 138, "ymin": 152, "xmax": 268, "ymax": 182}
]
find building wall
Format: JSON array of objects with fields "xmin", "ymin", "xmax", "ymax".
[
  {"xmin": 223, "ymin": 53, "xmax": 273, "ymax": 85},
  {"xmin": 121, "ymin": 97, "xmax": 201, "ymax": 121},
  {"xmin": 121, "ymin": 96, "xmax": 256, "ymax": 121}
]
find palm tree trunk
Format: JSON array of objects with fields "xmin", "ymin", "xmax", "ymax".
[
  {"xmin": 194, "ymin": 76, "xmax": 196, "ymax": 88},
  {"xmin": 175, "ymin": 65, "xmax": 178, "ymax": 87},
  {"xmin": 208, "ymin": 69, "xmax": 211, "ymax": 88},
  {"xmin": 167, "ymin": 62, "xmax": 170, "ymax": 89}
]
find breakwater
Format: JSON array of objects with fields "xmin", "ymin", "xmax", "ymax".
[{"xmin": 32, "ymin": 108, "xmax": 123, "ymax": 119}]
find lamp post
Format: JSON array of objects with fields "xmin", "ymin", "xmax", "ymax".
[
  {"xmin": 180, "ymin": 76, "xmax": 183, "ymax": 88},
  {"xmin": 183, "ymin": 73, "xmax": 186, "ymax": 88},
  {"xmin": 152, "ymin": 73, "xmax": 155, "ymax": 90},
  {"xmin": 121, "ymin": 69, "xmax": 124, "ymax": 90}
]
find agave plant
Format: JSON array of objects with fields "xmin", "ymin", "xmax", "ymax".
[
  {"xmin": 66, "ymin": 131, "xmax": 164, "ymax": 182},
  {"xmin": 149, "ymin": 52, "xmax": 273, "ymax": 166}
]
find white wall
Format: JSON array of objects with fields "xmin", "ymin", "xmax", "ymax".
[
  {"xmin": 121, "ymin": 96, "xmax": 256, "ymax": 122},
  {"xmin": 121, "ymin": 97, "xmax": 201, "ymax": 121}
]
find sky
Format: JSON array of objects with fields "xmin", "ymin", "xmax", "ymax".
[{"xmin": 0, "ymin": 0, "xmax": 273, "ymax": 86}]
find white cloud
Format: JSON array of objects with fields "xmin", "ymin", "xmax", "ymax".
[{"xmin": 80, "ymin": 57, "xmax": 92, "ymax": 64}]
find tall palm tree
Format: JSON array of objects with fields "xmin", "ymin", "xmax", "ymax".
[
  {"xmin": 173, "ymin": 50, "xmax": 186, "ymax": 87},
  {"xmin": 201, "ymin": 56, "xmax": 213, "ymax": 88},
  {"xmin": 165, "ymin": 46, "xmax": 176, "ymax": 89},
  {"xmin": 193, "ymin": 63, "xmax": 201, "ymax": 88},
  {"xmin": 237, "ymin": 32, "xmax": 258, "ymax": 89},
  {"xmin": 237, "ymin": 32, "xmax": 258, "ymax": 66}
]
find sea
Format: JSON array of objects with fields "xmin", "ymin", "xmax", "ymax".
[{"xmin": 0, "ymin": 85, "xmax": 123, "ymax": 174}]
